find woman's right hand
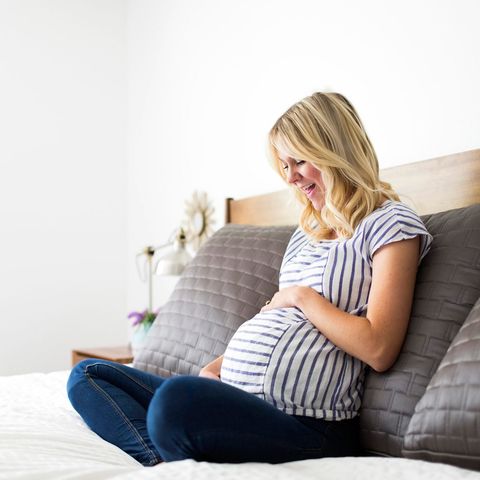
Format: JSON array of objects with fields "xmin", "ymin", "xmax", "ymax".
[
  {"xmin": 198, "ymin": 369, "xmax": 221, "ymax": 381},
  {"xmin": 198, "ymin": 355, "xmax": 223, "ymax": 381}
]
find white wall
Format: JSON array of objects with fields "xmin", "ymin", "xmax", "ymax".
[
  {"xmin": 0, "ymin": 0, "xmax": 128, "ymax": 375},
  {"xmin": 126, "ymin": 0, "xmax": 480, "ymax": 315},
  {"xmin": 1, "ymin": 0, "xmax": 478, "ymax": 375}
]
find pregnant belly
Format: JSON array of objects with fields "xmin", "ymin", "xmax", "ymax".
[{"xmin": 220, "ymin": 309, "xmax": 302, "ymax": 395}]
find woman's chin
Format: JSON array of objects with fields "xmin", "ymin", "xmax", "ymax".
[{"xmin": 310, "ymin": 198, "xmax": 324, "ymax": 211}]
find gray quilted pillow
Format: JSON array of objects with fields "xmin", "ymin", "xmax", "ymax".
[
  {"xmin": 360, "ymin": 203, "xmax": 480, "ymax": 457},
  {"xmin": 402, "ymin": 297, "xmax": 480, "ymax": 470},
  {"xmin": 133, "ymin": 224, "xmax": 296, "ymax": 376}
]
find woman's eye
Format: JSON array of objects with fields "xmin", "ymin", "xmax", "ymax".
[
  {"xmin": 282, "ymin": 164, "xmax": 289, "ymax": 170},
  {"xmin": 296, "ymin": 160, "xmax": 305, "ymax": 166}
]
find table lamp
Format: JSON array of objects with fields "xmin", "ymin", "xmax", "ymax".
[{"xmin": 136, "ymin": 228, "xmax": 191, "ymax": 314}]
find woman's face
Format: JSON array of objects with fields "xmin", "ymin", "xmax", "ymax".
[{"xmin": 277, "ymin": 149, "xmax": 326, "ymax": 211}]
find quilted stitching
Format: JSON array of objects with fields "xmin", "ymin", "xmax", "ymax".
[
  {"xmin": 133, "ymin": 225, "xmax": 297, "ymax": 377},
  {"xmin": 359, "ymin": 204, "xmax": 480, "ymax": 457},
  {"xmin": 402, "ymin": 298, "xmax": 480, "ymax": 470}
]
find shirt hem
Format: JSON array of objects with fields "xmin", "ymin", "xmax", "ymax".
[{"xmin": 280, "ymin": 406, "xmax": 359, "ymax": 421}]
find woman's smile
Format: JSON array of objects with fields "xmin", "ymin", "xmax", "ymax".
[
  {"xmin": 302, "ymin": 183, "xmax": 316, "ymax": 198},
  {"xmin": 277, "ymin": 150, "xmax": 326, "ymax": 210}
]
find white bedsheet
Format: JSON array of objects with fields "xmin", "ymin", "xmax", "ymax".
[{"xmin": 0, "ymin": 370, "xmax": 479, "ymax": 480}]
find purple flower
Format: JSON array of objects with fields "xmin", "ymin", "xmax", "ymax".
[
  {"xmin": 128, "ymin": 310, "xmax": 147, "ymax": 326},
  {"xmin": 127, "ymin": 308, "xmax": 160, "ymax": 327}
]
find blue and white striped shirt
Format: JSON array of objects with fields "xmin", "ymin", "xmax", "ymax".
[{"xmin": 221, "ymin": 200, "xmax": 433, "ymax": 420}]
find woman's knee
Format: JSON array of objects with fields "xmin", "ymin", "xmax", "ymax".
[
  {"xmin": 147, "ymin": 376, "xmax": 196, "ymax": 430},
  {"xmin": 66, "ymin": 358, "xmax": 104, "ymax": 403},
  {"xmin": 146, "ymin": 376, "xmax": 209, "ymax": 460}
]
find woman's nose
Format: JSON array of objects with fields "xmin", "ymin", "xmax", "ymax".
[{"xmin": 286, "ymin": 167, "xmax": 300, "ymax": 184}]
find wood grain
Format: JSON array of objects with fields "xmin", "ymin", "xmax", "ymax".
[
  {"xmin": 71, "ymin": 345, "xmax": 133, "ymax": 366},
  {"xmin": 380, "ymin": 149, "xmax": 480, "ymax": 215},
  {"xmin": 227, "ymin": 149, "xmax": 480, "ymax": 225}
]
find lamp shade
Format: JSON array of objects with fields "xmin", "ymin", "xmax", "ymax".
[
  {"xmin": 154, "ymin": 232, "xmax": 192, "ymax": 276},
  {"xmin": 155, "ymin": 249, "xmax": 191, "ymax": 276}
]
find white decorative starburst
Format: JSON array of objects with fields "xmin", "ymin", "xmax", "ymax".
[{"xmin": 183, "ymin": 191, "xmax": 215, "ymax": 252}]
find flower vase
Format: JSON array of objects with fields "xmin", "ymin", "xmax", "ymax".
[{"xmin": 131, "ymin": 323, "xmax": 152, "ymax": 358}]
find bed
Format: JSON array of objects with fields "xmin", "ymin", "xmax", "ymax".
[{"xmin": 1, "ymin": 149, "xmax": 480, "ymax": 479}]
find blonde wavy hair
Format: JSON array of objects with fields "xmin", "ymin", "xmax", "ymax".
[{"xmin": 268, "ymin": 92, "xmax": 400, "ymax": 241}]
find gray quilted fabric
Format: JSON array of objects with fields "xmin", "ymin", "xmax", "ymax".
[
  {"xmin": 359, "ymin": 203, "xmax": 480, "ymax": 457},
  {"xmin": 133, "ymin": 224, "xmax": 296, "ymax": 377},
  {"xmin": 402, "ymin": 297, "xmax": 480, "ymax": 470},
  {"xmin": 133, "ymin": 203, "xmax": 480, "ymax": 468}
]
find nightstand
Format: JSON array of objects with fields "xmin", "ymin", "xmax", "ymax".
[{"xmin": 71, "ymin": 345, "xmax": 133, "ymax": 367}]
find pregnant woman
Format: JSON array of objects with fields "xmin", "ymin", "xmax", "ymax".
[{"xmin": 67, "ymin": 92, "xmax": 432, "ymax": 465}]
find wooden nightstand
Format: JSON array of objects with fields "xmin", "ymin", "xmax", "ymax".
[{"xmin": 71, "ymin": 345, "xmax": 133, "ymax": 367}]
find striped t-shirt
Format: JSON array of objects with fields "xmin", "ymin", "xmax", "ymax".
[{"xmin": 220, "ymin": 200, "xmax": 433, "ymax": 420}]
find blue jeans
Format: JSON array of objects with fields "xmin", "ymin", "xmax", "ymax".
[{"xmin": 67, "ymin": 359, "xmax": 360, "ymax": 465}]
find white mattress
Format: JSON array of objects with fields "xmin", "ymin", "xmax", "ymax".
[{"xmin": 0, "ymin": 370, "xmax": 479, "ymax": 480}]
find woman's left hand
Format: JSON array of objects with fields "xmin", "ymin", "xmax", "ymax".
[{"xmin": 260, "ymin": 286, "xmax": 306, "ymax": 312}]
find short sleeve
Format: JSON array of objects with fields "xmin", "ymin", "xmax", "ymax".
[{"xmin": 365, "ymin": 202, "xmax": 433, "ymax": 265}]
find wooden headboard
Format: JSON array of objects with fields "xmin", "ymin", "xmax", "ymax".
[{"xmin": 225, "ymin": 149, "xmax": 480, "ymax": 225}]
